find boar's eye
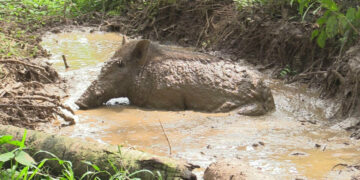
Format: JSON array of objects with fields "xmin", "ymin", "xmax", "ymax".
[{"xmin": 117, "ymin": 61, "xmax": 125, "ymax": 68}]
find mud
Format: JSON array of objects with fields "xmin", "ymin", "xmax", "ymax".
[
  {"xmin": 41, "ymin": 31, "xmax": 360, "ymax": 179},
  {"xmin": 203, "ymin": 160, "xmax": 274, "ymax": 180}
]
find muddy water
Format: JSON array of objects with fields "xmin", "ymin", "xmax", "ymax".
[{"xmin": 41, "ymin": 30, "xmax": 360, "ymax": 179}]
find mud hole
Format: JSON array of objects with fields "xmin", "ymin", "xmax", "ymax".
[{"xmin": 38, "ymin": 29, "xmax": 360, "ymax": 179}]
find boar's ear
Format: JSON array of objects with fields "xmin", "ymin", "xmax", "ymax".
[
  {"xmin": 122, "ymin": 36, "xmax": 127, "ymax": 45},
  {"xmin": 131, "ymin": 40, "xmax": 150, "ymax": 66}
]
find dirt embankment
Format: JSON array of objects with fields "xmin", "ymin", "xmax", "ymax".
[
  {"xmin": 94, "ymin": 0, "xmax": 360, "ymax": 138},
  {"xmin": 0, "ymin": 19, "xmax": 75, "ymax": 129},
  {"xmin": 0, "ymin": 58, "xmax": 75, "ymax": 129}
]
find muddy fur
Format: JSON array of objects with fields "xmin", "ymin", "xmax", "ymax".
[{"xmin": 76, "ymin": 40, "xmax": 275, "ymax": 115}]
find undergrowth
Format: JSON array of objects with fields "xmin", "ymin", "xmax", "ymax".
[{"xmin": 0, "ymin": 0, "xmax": 359, "ymax": 60}]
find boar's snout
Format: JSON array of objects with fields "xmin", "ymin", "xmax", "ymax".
[
  {"xmin": 75, "ymin": 81, "xmax": 109, "ymax": 109},
  {"xmin": 75, "ymin": 101, "xmax": 89, "ymax": 110}
]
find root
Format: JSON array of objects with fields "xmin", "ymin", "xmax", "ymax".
[
  {"xmin": 56, "ymin": 110, "xmax": 75, "ymax": 125},
  {"xmin": 330, "ymin": 70, "xmax": 346, "ymax": 85},
  {"xmin": 0, "ymin": 104, "xmax": 56, "ymax": 109},
  {"xmin": 13, "ymin": 96, "xmax": 74, "ymax": 114},
  {"xmin": 0, "ymin": 57, "xmax": 72, "ymax": 129},
  {"xmin": 0, "ymin": 59, "xmax": 46, "ymax": 71}
]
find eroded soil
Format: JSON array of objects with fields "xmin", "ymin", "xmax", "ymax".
[{"xmin": 41, "ymin": 29, "xmax": 360, "ymax": 179}]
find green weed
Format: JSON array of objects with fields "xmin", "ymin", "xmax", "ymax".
[
  {"xmin": 290, "ymin": 0, "xmax": 360, "ymax": 49},
  {"xmin": 280, "ymin": 65, "xmax": 297, "ymax": 77}
]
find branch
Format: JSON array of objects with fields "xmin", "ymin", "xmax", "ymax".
[{"xmin": 0, "ymin": 59, "xmax": 46, "ymax": 71}]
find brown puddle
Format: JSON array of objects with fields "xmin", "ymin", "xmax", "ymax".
[
  {"xmin": 276, "ymin": 148, "xmax": 358, "ymax": 179},
  {"xmin": 41, "ymin": 30, "xmax": 360, "ymax": 179},
  {"xmin": 41, "ymin": 30, "xmax": 123, "ymax": 69}
]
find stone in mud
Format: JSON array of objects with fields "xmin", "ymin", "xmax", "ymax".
[
  {"xmin": 203, "ymin": 160, "xmax": 274, "ymax": 180},
  {"xmin": 75, "ymin": 40, "xmax": 275, "ymax": 116}
]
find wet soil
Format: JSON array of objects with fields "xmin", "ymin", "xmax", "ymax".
[{"xmin": 41, "ymin": 30, "xmax": 360, "ymax": 179}]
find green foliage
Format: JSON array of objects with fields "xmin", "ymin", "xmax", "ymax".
[
  {"xmin": 0, "ymin": 130, "xmax": 38, "ymax": 180},
  {"xmin": 280, "ymin": 65, "xmax": 297, "ymax": 77},
  {"xmin": 291, "ymin": 0, "xmax": 360, "ymax": 48},
  {"xmin": 0, "ymin": 0, "xmax": 68, "ymax": 25},
  {"xmin": 0, "ymin": 0, "xmax": 68, "ymax": 59},
  {"xmin": 234, "ymin": 0, "xmax": 359, "ymax": 48},
  {"xmin": 234, "ymin": 0, "xmax": 265, "ymax": 9}
]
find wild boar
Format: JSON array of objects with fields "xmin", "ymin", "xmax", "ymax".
[{"xmin": 75, "ymin": 39, "xmax": 275, "ymax": 116}]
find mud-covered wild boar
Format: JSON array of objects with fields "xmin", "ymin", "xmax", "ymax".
[{"xmin": 75, "ymin": 39, "xmax": 275, "ymax": 116}]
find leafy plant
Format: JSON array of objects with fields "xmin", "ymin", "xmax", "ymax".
[
  {"xmin": 280, "ymin": 65, "xmax": 297, "ymax": 77},
  {"xmin": 0, "ymin": 130, "xmax": 38, "ymax": 180},
  {"xmin": 234, "ymin": 0, "xmax": 266, "ymax": 9},
  {"xmin": 291, "ymin": 0, "xmax": 360, "ymax": 48}
]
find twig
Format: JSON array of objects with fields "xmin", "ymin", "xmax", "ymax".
[
  {"xmin": 30, "ymin": 92, "xmax": 60, "ymax": 100},
  {"xmin": 322, "ymin": 144, "xmax": 327, "ymax": 151},
  {"xmin": 288, "ymin": 71, "xmax": 327, "ymax": 83},
  {"xmin": 15, "ymin": 104, "xmax": 29, "ymax": 123},
  {"xmin": 153, "ymin": 26, "xmax": 159, "ymax": 39},
  {"xmin": 0, "ymin": 59, "xmax": 45, "ymax": 71},
  {"xmin": 23, "ymin": 81, "xmax": 45, "ymax": 88},
  {"xmin": 330, "ymin": 70, "xmax": 345, "ymax": 85},
  {"xmin": 158, "ymin": 119, "xmax": 172, "ymax": 156},
  {"xmin": 56, "ymin": 110, "xmax": 75, "ymax": 125},
  {"xmin": 332, "ymin": 163, "xmax": 348, "ymax": 170},
  {"xmin": 10, "ymin": 96, "xmax": 74, "ymax": 114},
  {"xmin": 0, "ymin": 104, "xmax": 56, "ymax": 109},
  {"xmin": 28, "ymin": 68, "xmax": 53, "ymax": 83},
  {"xmin": 62, "ymin": 55, "xmax": 70, "ymax": 69},
  {"xmin": 0, "ymin": 113, "xmax": 37, "ymax": 122}
]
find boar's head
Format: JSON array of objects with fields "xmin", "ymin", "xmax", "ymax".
[{"xmin": 75, "ymin": 39, "xmax": 151, "ymax": 109}]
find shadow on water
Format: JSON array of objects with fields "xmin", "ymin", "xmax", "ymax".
[{"xmin": 41, "ymin": 29, "xmax": 360, "ymax": 179}]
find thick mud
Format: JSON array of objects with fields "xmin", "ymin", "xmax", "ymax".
[{"xmin": 41, "ymin": 30, "xmax": 360, "ymax": 179}]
